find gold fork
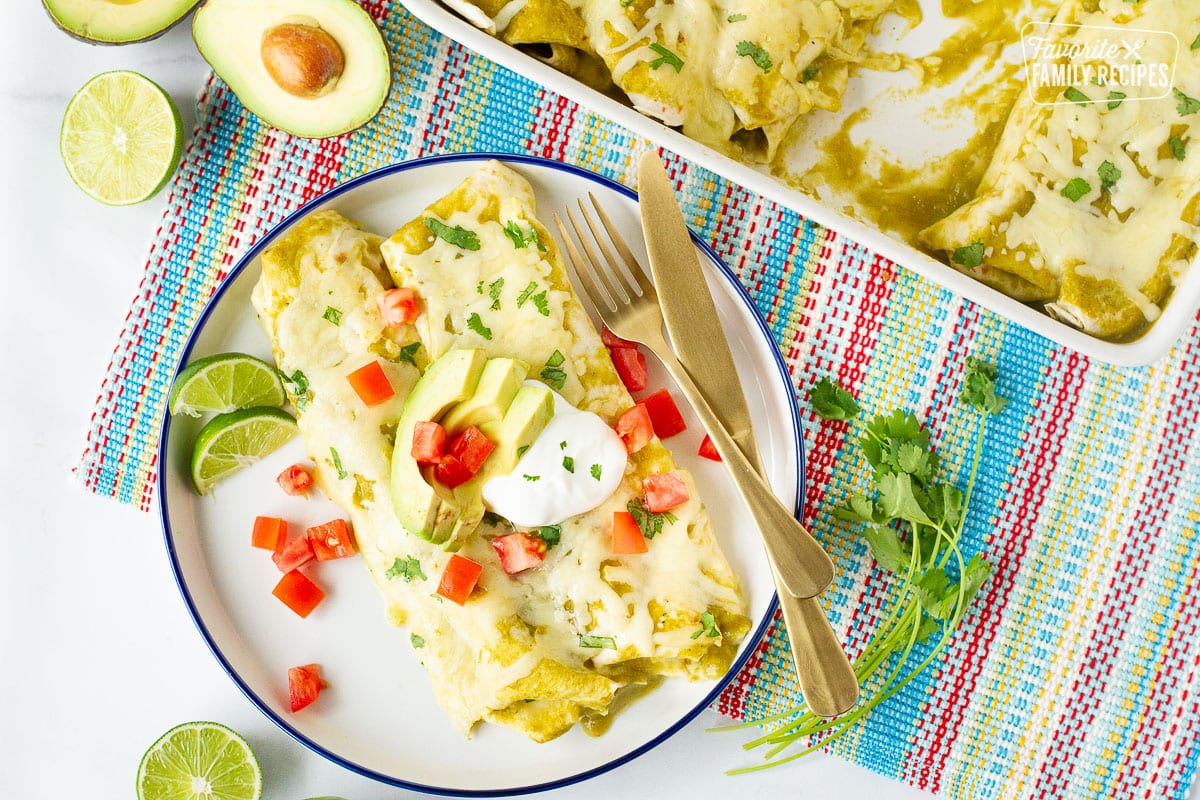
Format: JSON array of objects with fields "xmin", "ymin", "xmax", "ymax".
[{"xmin": 553, "ymin": 199, "xmax": 835, "ymax": 601}]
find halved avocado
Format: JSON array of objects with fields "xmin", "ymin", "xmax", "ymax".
[
  {"xmin": 192, "ymin": 0, "xmax": 391, "ymax": 139},
  {"xmin": 44, "ymin": 0, "xmax": 201, "ymax": 45}
]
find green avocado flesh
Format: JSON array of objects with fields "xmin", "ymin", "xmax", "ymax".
[
  {"xmin": 192, "ymin": 0, "xmax": 391, "ymax": 139},
  {"xmin": 44, "ymin": 0, "xmax": 201, "ymax": 44},
  {"xmin": 391, "ymin": 350, "xmax": 555, "ymax": 549}
]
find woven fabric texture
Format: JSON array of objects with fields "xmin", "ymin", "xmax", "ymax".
[{"xmin": 76, "ymin": 4, "xmax": 1200, "ymax": 799}]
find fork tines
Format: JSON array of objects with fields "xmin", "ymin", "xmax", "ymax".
[{"xmin": 553, "ymin": 195, "xmax": 658, "ymax": 317}]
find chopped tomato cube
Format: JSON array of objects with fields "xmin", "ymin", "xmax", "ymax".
[
  {"xmin": 288, "ymin": 663, "xmax": 324, "ymax": 712},
  {"xmin": 698, "ymin": 434, "xmax": 721, "ymax": 462},
  {"xmin": 306, "ymin": 518, "xmax": 356, "ymax": 561},
  {"xmin": 610, "ymin": 346, "xmax": 648, "ymax": 393},
  {"xmin": 643, "ymin": 472, "xmax": 690, "ymax": 512},
  {"xmin": 615, "ymin": 403, "xmax": 654, "ymax": 454},
  {"xmin": 377, "ymin": 287, "xmax": 422, "ymax": 327},
  {"xmin": 448, "ymin": 425, "xmax": 495, "ymax": 473},
  {"xmin": 276, "ymin": 463, "xmax": 314, "ymax": 496},
  {"xmin": 437, "ymin": 554, "xmax": 484, "ymax": 605},
  {"xmin": 346, "ymin": 360, "xmax": 395, "ymax": 407},
  {"xmin": 412, "ymin": 420, "xmax": 447, "ymax": 465},
  {"xmin": 611, "ymin": 510, "xmax": 648, "ymax": 555},
  {"xmin": 601, "ymin": 325, "xmax": 639, "ymax": 350},
  {"xmin": 433, "ymin": 454, "xmax": 475, "ymax": 489},
  {"xmin": 491, "ymin": 532, "xmax": 547, "ymax": 575},
  {"xmin": 251, "ymin": 516, "xmax": 287, "ymax": 551},
  {"xmin": 642, "ymin": 389, "xmax": 687, "ymax": 439},
  {"xmin": 273, "ymin": 531, "xmax": 315, "ymax": 573},
  {"xmin": 272, "ymin": 570, "xmax": 325, "ymax": 618}
]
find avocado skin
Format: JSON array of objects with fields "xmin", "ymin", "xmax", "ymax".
[{"xmin": 43, "ymin": 0, "xmax": 201, "ymax": 45}]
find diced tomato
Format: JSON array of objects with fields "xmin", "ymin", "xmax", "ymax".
[
  {"xmin": 306, "ymin": 518, "xmax": 356, "ymax": 561},
  {"xmin": 491, "ymin": 532, "xmax": 547, "ymax": 575},
  {"xmin": 276, "ymin": 463, "xmax": 314, "ymax": 496},
  {"xmin": 434, "ymin": 455, "xmax": 475, "ymax": 489},
  {"xmin": 437, "ymin": 554, "xmax": 484, "ymax": 605},
  {"xmin": 615, "ymin": 403, "xmax": 654, "ymax": 454},
  {"xmin": 287, "ymin": 663, "xmax": 324, "ymax": 712},
  {"xmin": 642, "ymin": 389, "xmax": 687, "ymax": 439},
  {"xmin": 698, "ymin": 434, "xmax": 721, "ymax": 462},
  {"xmin": 251, "ymin": 516, "xmax": 287, "ymax": 551},
  {"xmin": 346, "ymin": 360, "xmax": 395, "ymax": 407},
  {"xmin": 610, "ymin": 346, "xmax": 648, "ymax": 393},
  {"xmin": 272, "ymin": 570, "xmax": 325, "ymax": 618},
  {"xmin": 412, "ymin": 420, "xmax": 447, "ymax": 465},
  {"xmin": 448, "ymin": 425, "xmax": 495, "ymax": 473},
  {"xmin": 643, "ymin": 472, "xmax": 690, "ymax": 513},
  {"xmin": 377, "ymin": 287, "xmax": 422, "ymax": 327},
  {"xmin": 601, "ymin": 325, "xmax": 638, "ymax": 350},
  {"xmin": 611, "ymin": 510, "xmax": 648, "ymax": 555},
  {"xmin": 273, "ymin": 532, "xmax": 315, "ymax": 573}
]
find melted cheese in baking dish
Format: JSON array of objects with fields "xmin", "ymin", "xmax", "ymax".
[
  {"xmin": 252, "ymin": 162, "xmax": 749, "ymax": 742},
  {"xmin": 446, "ymin": 0, "xmax": 908, "ymax": 161},
  {"xmin": 921, "ymin": 0, "xmax": 1200, "ymax": 339}
]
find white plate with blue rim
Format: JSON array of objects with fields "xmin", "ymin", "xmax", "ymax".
[{"xmin": 157, "ymin": 152, "xmax": 805, "ymax": 796}]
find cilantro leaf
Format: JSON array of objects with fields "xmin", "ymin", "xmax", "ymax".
[
  {"xmin": 562, "ymin": 455, "xmax": 575, "ymax": 473},
  {"xmin": 397, "ymin": 341, "xmax": 422, "ymax": 366},
  {"xmin": 579, "ymin": 634, "xmax": 617, "ymax": 649},
  {"xmin": 322, "ymin": 306, "xmax": 342, "ymax": 325},
  {"xmin": 861, "ymin": 525, "xmax": 910, "ymax": 574},
  {"xmin": 386, "ymin": 556, "xmax": 427, "ymax": 582},
  {"xmin": 648, "ymin": 42, "xmax": 684, "ymax": 72},
  {"xmin": 1193, "ymin": 32, "xmax": 1200, "ymax": 50},
  {"xmin": 1060, "ymin": 177, "xmax": 1091, "ymax": 202},
  {"xmin": 487, "ymin": 278, "xmax": 504, "ymax": 310},
  {"xmin": 590, "ymin": 463, "xmax": 602, "ymax": 480},
  {"xmin": 951, "ymin": 241, "xmax": 985, "ymax": 269},
  {"xmin": 531, "ymin": 289, "xmax": 550, "ymax": 316},
  {"xmin": 728, "ymin": 13, "xmax": 747, "ymax": 22},
  {"xmin": 1098, "ymin": 160, "xmax": 1121, "ymax": 189},
  {"xmin": 541, "ymin": 349, "xmax": 568, "ymax": 389},
  {"xmin": 411, "ymin": 633, "xmax": 425, "ymax": 648},
  {"xmin": 425, "ymin": 217, "xmax": 481, "ymax": 250},
  {"xmin": 503, "ymin": 220, "xmax": 547, "ymax": 252},
  {"xmin": 877, "ymin": 472, "xmax": 935, "ymax": 527},
  {"xmin": 279, "ymin": 369, "xmax": 310, "ymax": 411},
  {"xmin": 834, "ymin": 493, "xmax": 879, "ymax": 524},
  {"xmin": 802, "ymin": 64, "xmax": 820, "ymax": 82},
  {"xmin": 1175, "ymin": 87, "xmax": 1200, "ymax": 116},
  {"xmin": 516, "ymin": 281, "xmax": 538, "ymax": 308},
  {"xmin": 807, "ymin": 376, "xmax": 861, "ymax": 421},
  {"xmin": 690, "ymin": 611, "xmax": 721, "ymax": 640},
  {"xmin": 532, "ymin": 525, "xmax": 561, "ymax": 547},
  {"xmin": 330, "ymin": 447, "xmax": 348, "ymax": 480},
  {"xmin": 1063, "ymin": 86, "xmax": 1090, "ymax": 105},
  {"xmin": 1107, "ymin": 91, "xmax": 1127, "ymax": 109},
  {"xmin": 523, "ymin": 474, "xmax": 540, "ymax": 481},
  {"xmin": 960, "ymin": 356, "xmax": 1007, "ymax": 415},
  {"xmin": 1170, "ymin": 134, "xmax": 1188, "ymax": 161},
  {"xmin": 627, "ymin": 498, "xmax": 677, "ymax": 539},
  {"xmin": 735, "ymin": 40, "xmax": 772, "ymax": 72},
  {"xmin": 466, "ymin": 312, "xmax": 492, "ymax": 340}
]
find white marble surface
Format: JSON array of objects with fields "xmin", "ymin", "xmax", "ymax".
[{"xmin": 2, "ymin": 6, "xmax": 940, "ymax": 799}]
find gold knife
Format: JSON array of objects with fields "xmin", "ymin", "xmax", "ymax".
[{"xmin": 636, "ymin": 152, "xmax": 859, "ymax": 717}]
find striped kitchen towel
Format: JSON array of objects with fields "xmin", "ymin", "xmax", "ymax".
[{"xmin": 76, "ymin": 3, "xmax": 1200, "ymax": 799}]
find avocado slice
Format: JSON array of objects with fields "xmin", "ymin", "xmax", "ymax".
[
  {"xmin": 439, "ymin": 357, "xmax": 530, "ymax": 434},
  {"xmin": 441, "ymin": 384, "xmax": 555, "ymax": 548},
  {"xmin": 390, "ymin": 349, "xmax": 488, "ymax": 541},
  {"xmin": 192, "ymin": 0, "xmax": 391, "ymax": 139},
  {"xmin": 43, "ymin": 0, "xmax": 201, "ymax": 44}
]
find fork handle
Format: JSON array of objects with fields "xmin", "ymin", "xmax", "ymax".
[{"xmin": 648, "ymin": 337, "xmax": 834, "ymax": 598}]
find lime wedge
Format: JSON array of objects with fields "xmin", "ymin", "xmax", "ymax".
[
  {"xmin": 191, "ymin": 407, "xmax": 298, "ymax": 494},
  {"xmin": 169, "ymin": 352, "xmax": 287, "ymax": 417},
  {"xmin": 60, "ymin": 70, "xmax": 183, "ymax": 205},
  {"xmin": 136, "ymin": 721, "xmax": 262, "ymax": 800}
]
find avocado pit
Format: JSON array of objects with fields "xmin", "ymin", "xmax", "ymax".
[{"xmin": 261, "ymin": 22, "xmax": 345, "ymax": 98}]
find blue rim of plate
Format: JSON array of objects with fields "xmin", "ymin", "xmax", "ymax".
[{"xmin": 157, "ymin": 151, "xmax": 805, "ymax": 797}]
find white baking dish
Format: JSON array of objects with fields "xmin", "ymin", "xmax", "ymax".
[{"xmin": 397, "ymin": 0, "xmax": 1200, "ymax": 366}]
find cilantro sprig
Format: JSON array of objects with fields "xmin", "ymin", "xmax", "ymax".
[
  {"xmin": 425, "ymin": 218, "xmax": 481, "ymax": 250},
  {"xmin": 807, "ymin": 376, "xmax": 860, "ymax": 421},
  {"xmin": 386, "ymin": 556, "xmax": 427, "ymax": 582},
  {"xmin": 719, "ymin": 357, "xmax": 1005, "ymax": 772}
]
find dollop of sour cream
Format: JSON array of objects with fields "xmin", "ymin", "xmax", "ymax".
[{"xmin": 482, "ymin": 382, "xmax": 628, "ymax": 528}]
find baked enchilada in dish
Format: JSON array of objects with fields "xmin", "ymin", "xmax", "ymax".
[
  {"xmin": 251, "ymin": 161, "xmax": 750, "ymax": 742},
  {"xmin": 921, "ymin": 0, "xmax": 1200, "ymax": 339}
]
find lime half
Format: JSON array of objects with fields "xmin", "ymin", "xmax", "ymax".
[
  {"xmin": 60, "ymin": 70, "xmax": 183, "ymax": 205},
  {"xmin": 136, "ymin": 721, "xmax": 262, "ymax": 800},
  {"xmin": 169, "ymin": 352, "xmax": 287, "ymax": 417},
  {"xmin": 191, "ymin": 406, "xmax": 298, "ymax": 494}
]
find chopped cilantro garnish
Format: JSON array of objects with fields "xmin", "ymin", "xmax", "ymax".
[
  {"xmin": 517, "ymin": 444, "xmax": 530, "ymax": 458},
  {"xmin": 1107, "ymin": 91, "xmax": 1127, "ymax": 109},
  {"xmin": 424, "ymin": 217, "xmax": 481, "ymax": 250},
  {"xmin": 648, "ymin": 42, "xmax": 684, "ymax": 72},
  {"xmin": 541, "ymin": 350, "xmax": 567, "ymax": 389},
  {"xmin": 1175, "ymin": 87, "xmax": 1200, "ymax": 116},
  {"xmin": 579, "ymin": 634, "xmax": 617, "ymax": 649},
  {"xmin": 322, "ymin": 306, "xmax": 342, "ymax": 325},
  {"xmin": 502, "ymin": 220, "xmax": 547, "ymax": 252},
  {"xmin": 690, "ymin": 611, "xmax": 721, "ymax": 640},
  {"xmin": 951, "ymin": 241, "xmax": 985, "ymax": 269},
  {"xmin": 562, "ymin": 456, "xmax": 575, "ymax": 473},
  {"xmin": 386, "ymin": 556, "xmax": 427, "ymax": 582},
  {"xmin": 523, "ymin": 474, "xmax": 540, "ymax": 482},
  {"xmin": 330, "ymin": 447, "xmax": 347, "ymax": 480},
  {"xmin": 516, "ymin": 281, "xmax": 539, "ymax": 308},
  {"xmin": 546, "ymin": 350, "xmax": 565, "ymax": 367},
  {"xmin": 466, "ymin": 312, "xmax": 492, "ymax": 340},
  {"xmin": 398, "ymin": 341, "xmax": 422, "ymax": 366},
  {"xmin": 1170, "ymin": 134, "xmax": 1188, "ymax": 161},
  {"xmin": 475, "ymin": 280, "xmax": 484, "ymax": 294},
  {"xmin": 411, "ymin": 633, "xmax": 425, "ymax": 648},
  {"xmin": 735, "ymin": 40, "xmax": 772, "ymax": 72},
  {"xmin": 279, "ymin": 369, "xmax": 310, "ymax": 411},
  {"xmin": 960, "ymin": 357, "xmax": 1007, "ymax": 415},
  {"xmin": 727, "ymin": 13, "xmax": 747, "ymax": 22},
  {"xmin": 1098, "ymin": 160, "xmax": 1121, "ymax": 189},
  {"xmin": 807, "ymin": 376, "xmax": 861, "ymax": 421},
  {"xmin": 488, "ymin": 277, "xmax": 504, "ymax": 310},
  {"xmin": 590, "ymin": 463, "xmax": 602, "ymax": 480},
  {"xmin": 531, "ymin": 289, "xmax": 550, "ymax": 316},
  {"xmin": 1192, "ymin": 32, "xmax": 1200, "ymax": 50},
  {"xmin": 1063, "ymin": 86, "xmax": 1090, "ymax": 105},
  {"xmin": 1060, "ymin": 177, "xmax": 1091, "ymax": 202},
  {"xmin": 802, "ymin": 64, "xmax": 820, "ymax": 82},
  {"xmin": 627, "ymin": 498, "xmax": 677, "ymax": 540},
  {"xmin": 533, "ymin": 525, "xmax": 561, "ymax": 547}
]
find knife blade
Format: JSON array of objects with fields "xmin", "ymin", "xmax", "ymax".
[{"xmin": 636, "ymin": 151, "xmax": 858, "ymax": 717}]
